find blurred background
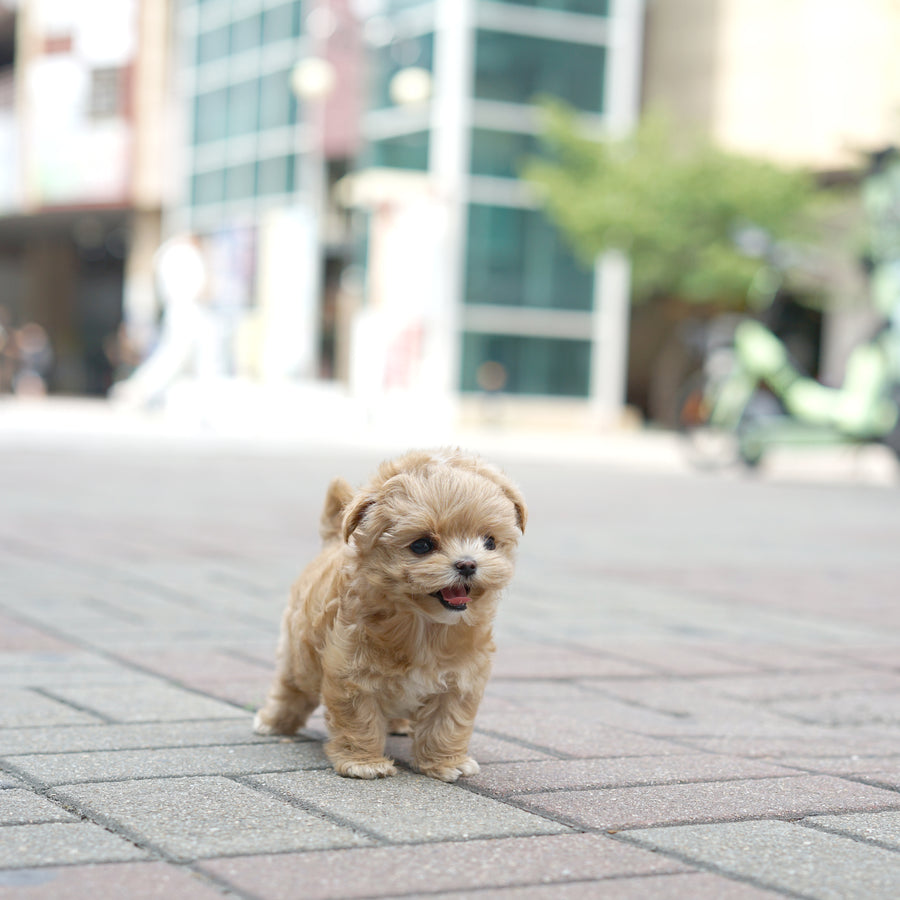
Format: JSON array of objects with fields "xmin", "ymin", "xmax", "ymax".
[{"xmin": 0, "ymin": 0, "xmax": 899, "ymax": 440}]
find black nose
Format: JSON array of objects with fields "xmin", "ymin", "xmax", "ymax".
[{"xmin": 455, "ymin": 558, "xmax": 477, "ymax": 577}]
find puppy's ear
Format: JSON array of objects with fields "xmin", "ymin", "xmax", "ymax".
[
  {"xmin": 341, "ymin": 493, "xmax": 376, "ymax": 543},
  {"xmin": 473, "ymin": 462, "xmax": 528, "ymax": 534},
  {"xmin": 497, "ymin": 477, "xmax": 527, "ymax": 534}
]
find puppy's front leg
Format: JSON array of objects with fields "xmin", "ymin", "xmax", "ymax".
[
  {"xmin": 412, "ymin": 690, "xmax": 482, "ymax": 783},
  {"xmin": 322, "ymin": 680, "xmax": 396, "ymax": 779}
]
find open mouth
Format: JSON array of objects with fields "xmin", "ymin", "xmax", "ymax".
[{"xmin": 432, "ymin": 584, "xmax": 471, "ymax": 611}]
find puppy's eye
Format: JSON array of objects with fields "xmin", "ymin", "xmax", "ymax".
[
  {"xmin": 484, "ymin": 536, "xmax": 496, "ymax": 551},
  {"xmin": 409, "ymin": 538, "xmax": 435, "ymax": 555}
]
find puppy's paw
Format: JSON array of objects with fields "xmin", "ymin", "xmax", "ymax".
[
  {"xmin": 334, "ymin": 758, "xmax": 398, "ymax": 779},
  {"xmin": 252, "ymin": 713, "xmax": 278, "ymax": 735},
  {"xmin": 417, "ymin": 757, "xmax": 480, "ymax": 783}
]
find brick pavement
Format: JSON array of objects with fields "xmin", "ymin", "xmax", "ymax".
[{"xmin": 1, "ymin": 431, "xmax": 900, "ymax": 898}]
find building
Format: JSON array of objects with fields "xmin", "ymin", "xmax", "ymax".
[
  {"xmin": 352, "ymin": 0, "xmax": 645, "ymax": 426},
  {"xmin": 167, "ymin": 0, "xmax": 644, "ymax": 426},
  {"xmin": 0, "ymin": 0, "xmax": 171, "ymax": 395}
]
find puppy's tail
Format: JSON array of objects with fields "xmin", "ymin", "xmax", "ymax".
[{"xmin": 319, "ymin": 477, "xmax": 355, "ymax": 543}]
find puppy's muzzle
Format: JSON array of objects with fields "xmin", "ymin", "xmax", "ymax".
[{"xmin": 455, "ymin": 558, "xmax": 477, "ymax": 578}]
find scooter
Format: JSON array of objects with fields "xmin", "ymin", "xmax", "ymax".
[{"xmin": 675, "ymin": 314, "xmax": 900, "ymax": 469}]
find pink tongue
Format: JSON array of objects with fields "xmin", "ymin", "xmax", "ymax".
[{"xmin": 440, "ymin": 585, "xmax": 470, "ymax": 607}]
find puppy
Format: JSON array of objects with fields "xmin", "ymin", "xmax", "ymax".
[{"xmin": 254, "ymin": 449, "xmax": 526, "ymax": 781}]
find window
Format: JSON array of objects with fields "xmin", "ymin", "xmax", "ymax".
[
  {"xmin": 88, "ymin": 68, "xmax": 121, "ymax": 119},
  {"xmin": 369, "ymin": 32, "xmax": 434, "ymax": 109},
  {"xmin": 226, "ymin": 162, "xmax": 256, "ymax": 201},
  {"xmin": 259, "ymin": 70, "xmax": 297, "ymax": 130},
  {"xmin": 194, "ymin": 88, "xmax": 228, "ymax": 143},
  {"xmin": 228, "ymin": 79, "xmax": 259, "ymax": 135},
  {"xmin": 470, "ymin": 129, "xmax": 540, "ymax": 179},
  {"xmin": 262, "ymin": 2, "xmax": 302, "ymax": 43},
  {"xmin": 369, "ymin": 132, "xmax": 429, "ymax": 170},
  {"xmin": 461, "ymin": 332, "xmax": 592, "ymax": 396},
  {"xmin": 197, "ymin": 25, "xmax": 229, "ymax": 64},
  {"xmin": 474, "ymin": 30, "xmax": 606, "ymax": 113},
  {"xmin": 492, "ymin": 0, "xmax": 608, "ymax": 14},
  {"xmin": 230, "ymin": 14, "xmax": 261, "ymax": 56},
  {"xmin": 257, "ymin": 155, "xmax": 296, "ymax": 196},
  {"xmin": 465, "ymin": 204, "xmax": 593, "ymax": 311},
  {"xmin": 192, "ymin": 169, "xmax": 225, "ymax": 205}
]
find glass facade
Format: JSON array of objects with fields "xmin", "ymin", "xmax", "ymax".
[
  {"xmin": 461, "ymin": 332, "xmax": 592, "ymax": 397},
  {"xmin": 493, "ymin": 0, "xmax": 608, "ymax": 13},
  {"xmin": 466, "ymin": 204, "xmax": 593, "ymax": 311},
  {"xmin": 369, "ymin": 32, "xmax": 434, "ymax": 110},
  {"xmin": 186, "ymin": 0, "xmax": 304, "ymax": 214},
  {"xmin": 369, "ymin": 132, "xmax": 430, "ymax": 170},
  {"xmin": 474, "ymin": 29, "xmax": 606, "ymax": 113}
]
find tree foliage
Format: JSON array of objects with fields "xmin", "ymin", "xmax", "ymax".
[{"xmin": 524, "ymin": 102, "xmax": 820, "ymax": 306}]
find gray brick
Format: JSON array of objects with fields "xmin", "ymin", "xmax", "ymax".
[
  {"xmin": 5, "ymin": 741, "xmax": 328, "ymax": 786},
  {"xmin": 200, "ymin": 833, "xmax": 690, "ymax": 900},
  {"xmin": 0, "ymin": 652, "xmax": 155, "ymax": 687},
  {"xmin": 514, "ymin": 775, "xmax": 900, "ymax": 830},
  {"xmin": 0, "ymin": 790, "xmax": 76, "ymax": 825},
  {"xmin": 54, "ymin": 776, "xmax": 372, "ymax": 860},
  {"xmin": 624, "ymin": 819, "xmax": 900, "ymax": 899},
  {"xmin": 44, "ymin": 684, "xmax": 248, "ymax": 723},
  {"xmin": 0, "ymin": 823, "xmax": 148, "ymax": 868},
  {"xmin": 417, "ymin": 873, "xmax": 786, "ymax": 899},
  {"xmin": 248, "ymin": 770, "xmax": 570, "ymax": 842},
  {"xmin": 0, "ymin": 862, "xmax": 227, "ymax": 899},
  {"xmin": 467, "ymin": 755, "xmax": 798, "ymax": 796},
  {"xmin": 806, "ymin": 810, "xmax": 900, "ymax": 850},
  {"xmin": 473, "ymin": 711, "xmax": 693, "ymax": 758},
  {"xmin": 0, "ymin": 720, "xmax": 276, "ymax": 756},
  {"xmin": 0, "ymin": 689, "xmax": 103, "ymax": 728}
]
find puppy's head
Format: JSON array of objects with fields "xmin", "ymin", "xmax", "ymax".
[{"xmin": 341, "ymin": 450, "xmax": 526, "ymax": 625}]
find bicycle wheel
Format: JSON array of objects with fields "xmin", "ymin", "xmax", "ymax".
[{"xmin": 674, "ymin": 370, "xmax": 741, "ymax": 471}]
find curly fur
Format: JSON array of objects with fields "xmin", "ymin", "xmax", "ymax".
[{"xmin": 254, "ymin": 449, "xmax": 526, "ymax": 781}]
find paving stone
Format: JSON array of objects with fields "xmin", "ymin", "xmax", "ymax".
[
  {"xmin": 774, "ymin": 754, "xmax": 900, "ymax": 786},
  {"xmin": 467, "ymin": 755, "xmax": 797, "ymax": 796},
  {"xmin": 769, "ymin": 690, "xmax": 900, "ymax": 726},
  {"xmin": 416, "ymin": 872, "xmax": 786, "ymax": 899},
  {"xmin": 5, "ymin": 741, "xmax": 329, "ymax": 786},
  {"xmin": 248, "ymin": 770, "xmax": 570, "ymax": 842},
  {"xmin": 385, "ymin": 732, "xmax": 554, "ymax": 768},
  {"xmin": 54, "ymin": 776, "xmax": 372, "ymax": 860},
  {"xmin": 0, "ymin": 689, "xmax": 103, "ymax": 728},
  {"xmin": 0, "ymin": 823, "xmax": 148, "ymax": 868},
  {"xmin": 474, "ymin": 711, "xmax": 693, "ymax": 758},
  {"xmin": 491, "ymin": 643, "xmax": 653, "ymax": 679},
  {"xmin": 0, "ymin": 615, "xmax": 75, "ymax": 652},
  {"xmin": 514, "ymin": 775, "xmax": 900, "ymax": 830},
  {"xmin": 573, "ymin": 638, "xmax": 768, "ymax": 676},
  {"xmin": 676, "ymin": 732, "xmax": 900, "ymax": 758},
  {"xmin": 0, "ymin": 654, "xmax": 155, "ymax": 688},
  {"xmin": 0, "ymin": 719, "xmax": 278, "ymax": 756},
  {"xmin": 200, "ymin": 832, "xmax": 690, "ymax": 900},
  {"xmin": 806, "ymin": 809, "xmax": 900, "ymax": 850},
  {"xmin": 0, "ymin": 862, "xmax": 226, "ymax": 900},
  {"xmin": 624, "ymin": 819, "xmax": 900, "ymax": 899},
  {"xmin": 44, "ymin": 684, "xmax": 248, "ymax": 723},
  {"xmin": 0, "ymin": 790, "xmax": 76, "ymax": 825}
]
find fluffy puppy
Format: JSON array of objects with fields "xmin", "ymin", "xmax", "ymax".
[{"xmin": 254, "ymin": 449, "xmax": 526, "ymax": 782}]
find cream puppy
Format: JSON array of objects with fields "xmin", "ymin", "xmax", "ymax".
[{"xmin": 254, "ymin": 449, "xmax": 526, "ymax": 781}]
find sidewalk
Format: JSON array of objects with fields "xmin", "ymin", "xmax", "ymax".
[{"xmin": 2, "ymin": 400, "xmax": 900, "ymax": 898}]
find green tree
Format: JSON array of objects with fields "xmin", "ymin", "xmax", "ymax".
[{"xmin": 524, "ymin": 102, "xmax": 820, "ymax": 307}]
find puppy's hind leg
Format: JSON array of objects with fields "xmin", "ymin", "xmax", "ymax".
[
  {"xmin": 253, "ymin": 674, "xmax": 319, "ymax": 736},
  {"xmin": 254, "ymin": 625, "xmax": 321, "ymax": 735}
]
